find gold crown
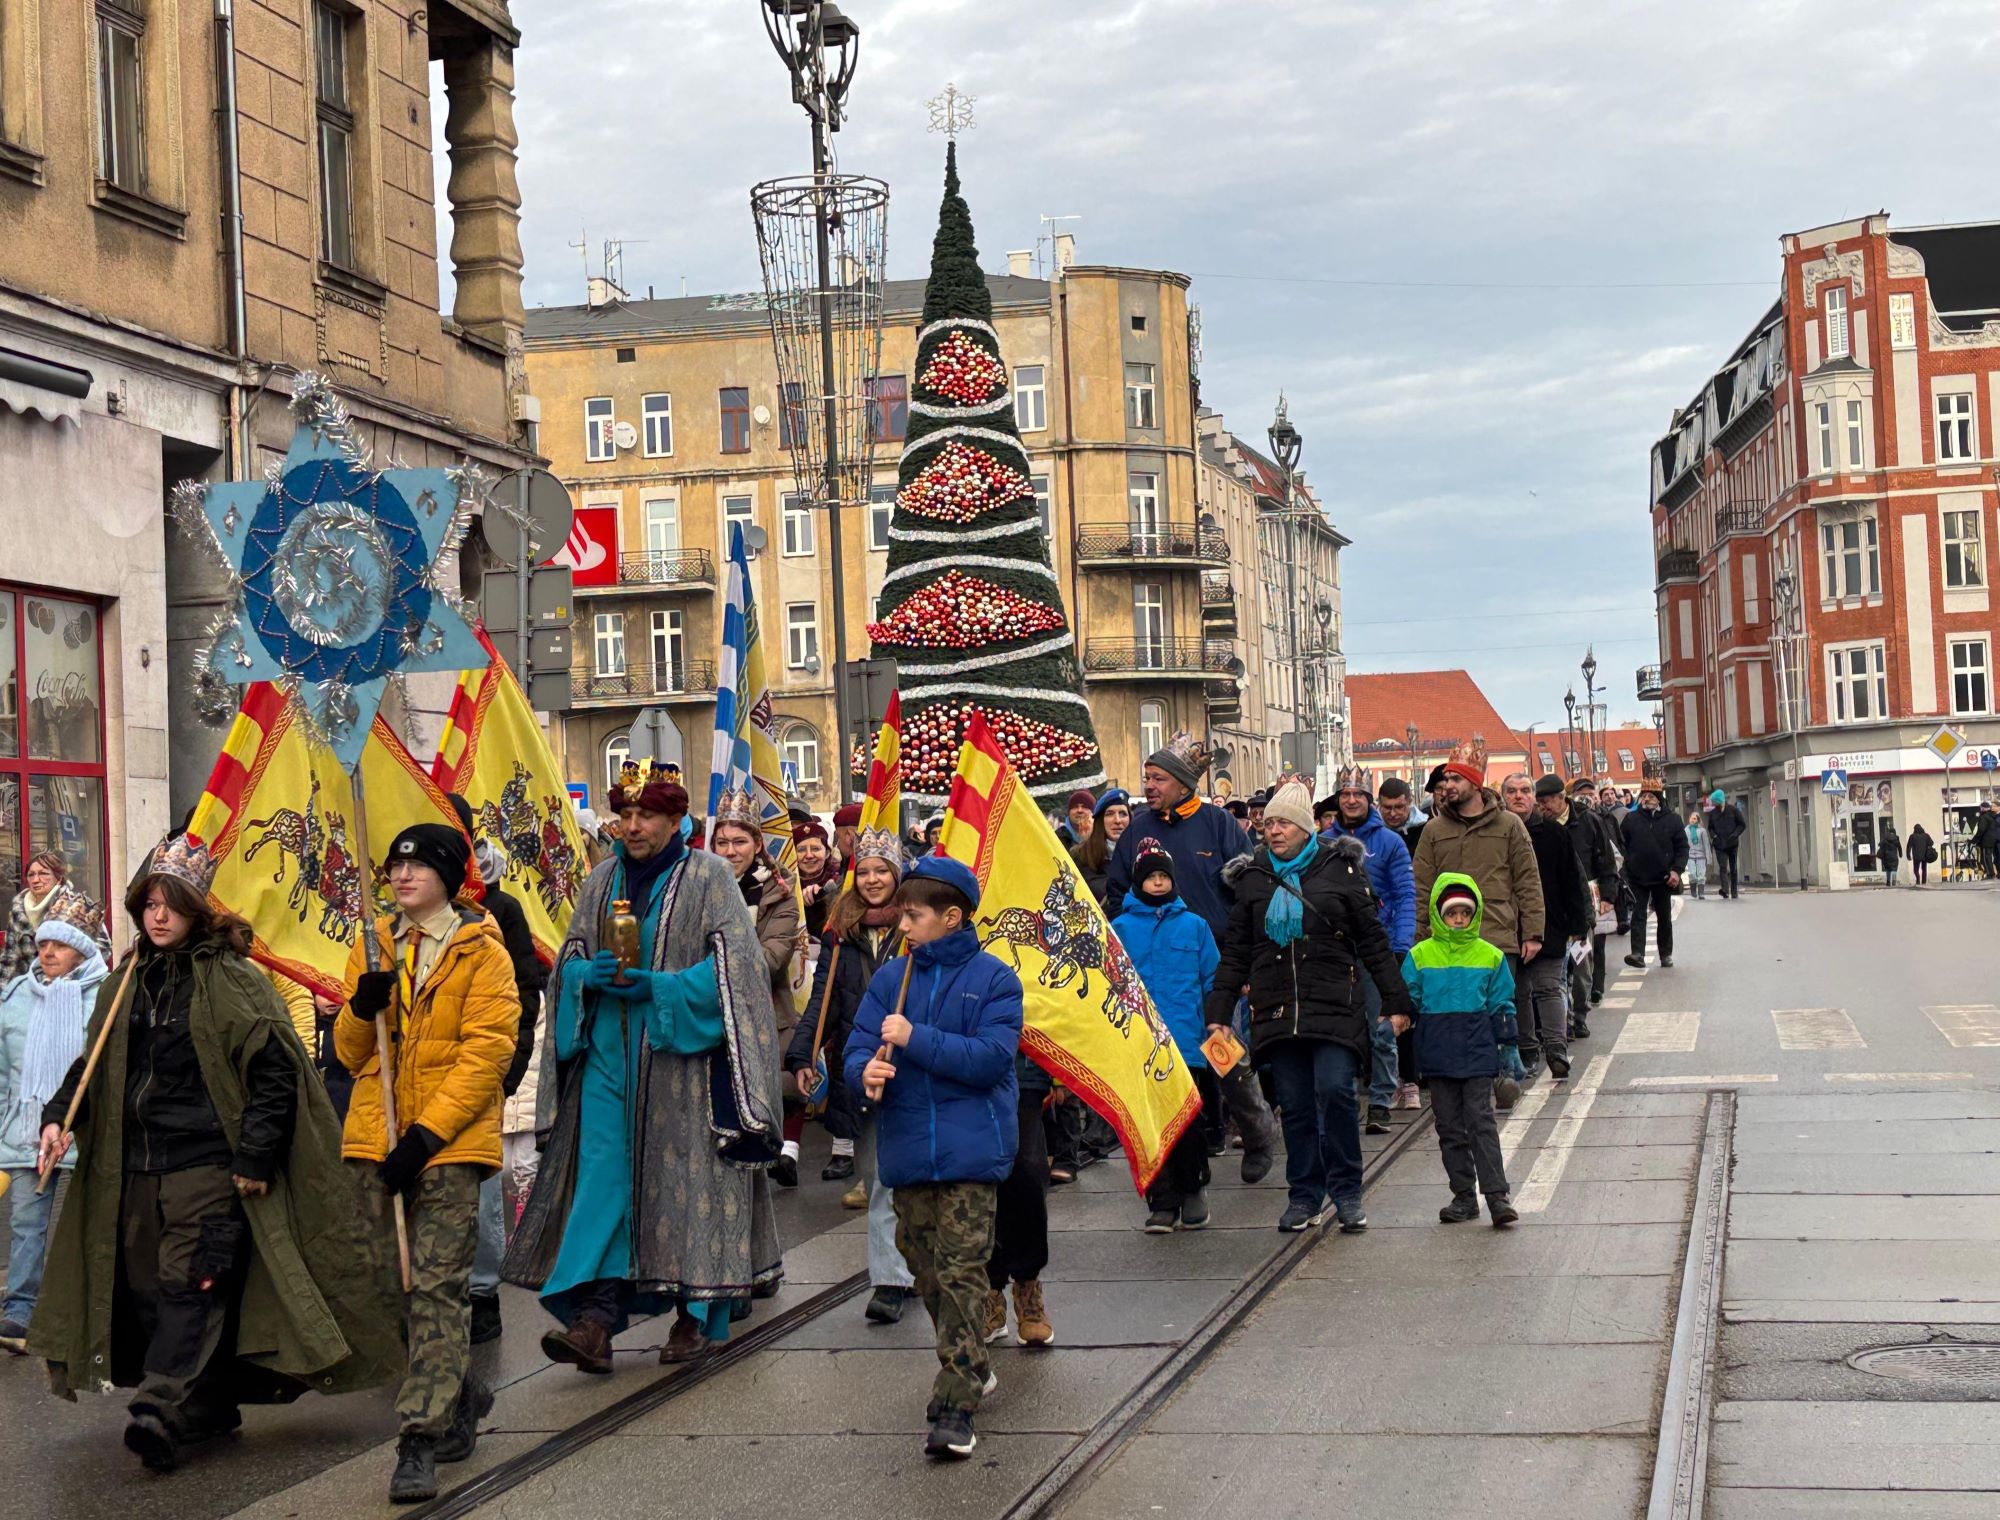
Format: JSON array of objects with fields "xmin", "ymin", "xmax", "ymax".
[
  {"xmin": 852, "ymin": 825, "xmax": 903, "ymax": 866},
  {"xmin": 713, "ymin": 787, "xmax": 762, "ymax": 831},
  {"xmin": 149, "ymin": 833, "xmax": 216, "ymax": 896},
  {"xmin": 1332, "ymin": 765, "xmax": 1372, "ymax": 794},
  {"xmin": 1446, "ymin": 735, "xmax": 1488, "ymax": 780}
]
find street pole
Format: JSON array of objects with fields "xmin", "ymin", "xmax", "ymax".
[
  {"xmin": 1269, "ymin": 399, "xmax": 1304, "ymax": 778},
  {"xmin": 810, "ymin": 119, "xmax": 855, "ymax": 803},
  {"xmin": 514, "ymin": 471, "xmax": 531, "ymax": 681}
]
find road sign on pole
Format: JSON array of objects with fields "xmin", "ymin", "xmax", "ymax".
[
  {"xmin": 1820, "ymin": 768, "xmax": 1848, "ymax": 796},
  {"xmin": 1925, "ymin": 724, "xmax": 1966, "ymax": 764}
]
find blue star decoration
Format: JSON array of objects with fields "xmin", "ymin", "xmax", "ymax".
[{"xmin": 202, "ymin": 417, "xmax": 485, "ymax": 771}]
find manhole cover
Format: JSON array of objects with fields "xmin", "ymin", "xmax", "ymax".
[{"xmin": 1848, "ymin": 1344, "xmax": 2000, "ymax": 1384}]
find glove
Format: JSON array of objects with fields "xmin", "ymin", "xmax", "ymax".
[
  {"xmin": 581, "ymin": 950, "xmax": 651, "ymax": 1002},
  {"xmin": 1500, "ymin": 1043, "xmax": 1528, "ymax": 1081},
  {"xmin": 378, "ymin": 1124, "xmax": 445, "ymax": 1194},
  {"xmin": 349, "ymin": 970, "xmax": 396, "ymax": 1020}
]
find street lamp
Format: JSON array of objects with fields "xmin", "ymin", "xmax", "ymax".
[
  {"xmin": 1563, "ymin": 686, "xmax": 1578, "ymax": 777},
  {"xmin": 1772, "ymin": 566, "xmax": 1810, "ymax": 888},
  {"xmin": 1580, "ymin": 647, "xmax": 1599, "ymax": 776},
  {"xmin": 1270, "ymin": 397, "xmax": 1306, "ymax": 772},
  {"xmin": 1405, "ymin": 721, "xmax": 1420, "ymax": 789}
]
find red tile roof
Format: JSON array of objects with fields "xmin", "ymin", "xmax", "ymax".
[
  {"xmin": 1347, "ymin": 670, "xmax": 1521, "ymax": 759},
  {"xmin": 1520, "ymin": 724, "xmax": 1662, "ymax": 785}
]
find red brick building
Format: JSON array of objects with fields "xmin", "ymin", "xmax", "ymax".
[
  {"xmin": 1345, "ymin": 669, "xmax": 1525, "ymax": 794},
  {"xmin": 1648, "ymin": 213, "xmax": 2000, "ymax": 886}
]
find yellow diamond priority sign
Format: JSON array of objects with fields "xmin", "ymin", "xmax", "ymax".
[{"xmin": 1926, "ymin": 723, "xmax": 1966, "ymax": 763}]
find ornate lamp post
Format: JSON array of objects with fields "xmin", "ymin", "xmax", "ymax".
[
  {"xmin": 1269, "ymin": 398, "xmax": 1305, "ymax": 770},
  {"xmin": 1581, "ymin": 646, "xmax": 1600, "ymax": 776},
  {"xmin": 1563, "ymin": 685, "xmax": 1578, "ymax": 776},
  {"xmin": 1405, "ymin": 721, "xmax": 1421, "ymax": 788}
]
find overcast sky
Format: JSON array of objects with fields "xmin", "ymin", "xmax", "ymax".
[{"xmin": 479, "ymin": 0, "xmax": 2000, "ymax": 728}]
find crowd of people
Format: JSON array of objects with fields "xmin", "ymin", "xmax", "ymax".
[{"xmin": 0, "ymin": 729, "xmax": 1752, "ymax": 1485}]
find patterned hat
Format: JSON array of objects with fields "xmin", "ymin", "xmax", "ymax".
[
  {"xmin": 1147, "ymin": 730, "xmax": 1212, "ymax": 791},
  {"xmin": 1444, "ymin": 736, "xmax": 1488, "ymax": 787},
  {"xmin": 34, "ymin": 888, "xmax": 103, "ymax": 956},
  {"xmin": 712, "ymin": 787, "xmax": 762, "ymax": 833},
  {"xmin": 1641, "ymin": 758, "xmax": 1667, "ymax": 795},
  {"xmin": 851, "ymin": 825, "xmax": 904, "ymax": 872},
  {"xmin": 146, "ymin": 833, "xmax": 216, "ymax": 896},
  {"xmin": 1332, "ymin": 765, "xmax": 1373, "ymax": 797}
]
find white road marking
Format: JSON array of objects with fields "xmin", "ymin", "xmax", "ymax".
[
  {"xmin": 1628, "ymin": 1074, "xmax": 1778, "ymax": 1087},
  {"xmin": 1601, "ymin": 997, "xmax": 1635, "ymax": 1008},
  {"xmin": 1516, "ymin": 1055, "xmax": 1612, "ymax": 1213},
  {"xmin": 1611, "ymin": 982, "xmax": 1642, "ymax": 992},
  {"xmin": 1497, "ymin": 1080, "xmax": 1559, "ymax": 1168},
  {"xmin": 1772, "ymin": 1007, "xmax": 1866, "ymax": 1051},
  {"xmin": 1613, "ymin": 1010, "xmax": 1702, "ymax": 1054},
  {"xmin": 1824, "ymin": 1071, "xmax": 1978, "ymax": 1084},
  {"xmin": 1923, "ymin": 1005, "xmax": 2000, "ymax": 1048}
]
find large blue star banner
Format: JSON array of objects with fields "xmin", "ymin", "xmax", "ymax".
[{"xmin": 181, "ymin": 374, "xmax": 487, "ymax": 771}]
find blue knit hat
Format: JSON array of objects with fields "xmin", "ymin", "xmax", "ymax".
[{"xmin": 908, "ymin": 853, "xmax": 981, "ymax": 914}]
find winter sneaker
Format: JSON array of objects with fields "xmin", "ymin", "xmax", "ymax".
[
  {"xmin": 840, "ymin": 1180, "xmax": 867, "ymax": 1210},
  {"xmin": 434, "ymin": 1375, "xmax": 494, "ymax": 1464},
  {"xmin": 123, "ymin": 1408, "xmax": 180, "ymax": 1473},
  {"xmin": 1180, "ymin": 1190, "xmax": 1211, "ymax": 1229},
  {"xmin": 1547, "ymin": 1052, "xmax": 1572, "ymax": 1080},
  {"xmin": 1488, "ymin": 1194, "xmax": 1520, "ymax": 1227},
  {"xmin": 1589, "ymin": 990, "xmax": 1603, "ymax": 1006},
  {"xmin": 1240, "ymin": 1147, "xmax": 1273, "ymax": 1185},
  {"xmin": 771, "ymin": 1153, "xmax": 799, "ymax": 1188},
  {"xmin": 925, "ymin": 1411, "xmax": 978, "ymax": 1460},
  {"xmin": 1012, "ymin": 1279, "xmax": 1054, "ymax": 1347},
  {"xmin": 1659, "ymin": 955, "xmax": 1674, "ymax": 968},
  {"xmin": 983, "ymin": 1368, "xmax": 1000, "ymax": 1396},
  {"xmin": 983, "ymin": 1287, "xmax": 1010, "ymax": 1343},
  {"xmin": 0, "ymin": 1318, "xmax": 28, "ymax": 1355},
  {"xmin": 469, "ymin": 1290, "xmax": 502, "ymax": 1346},
  {"xmin": 1277, "ymin": 1198, "xmax": 1326, "ymax": 1232},
  {"xmin": 864, "ymin": 1286, "xmax": 911, "ymax": 1324},
  {"xmin": 1144, "ymin": 1207, "xmax": 1180, "ymax": 1234},
  {"xmin": 1571, "ymin": 1017, "xmax": 1592, "ymax": 1040},
  {"xmin": 1365, "ymin": 1105, "xmax": 1391, "ymax": 1134},
  {"xmin": 388, "ymin": 1433, "xmax": 437, "ymax": 1503},
  {"xmin": 1396, "ymin": 1082, "xmax": 1422, "ymax": 1110},
  {"xmin": 1623, "ymin": 953, "xmax": 1647, "ymax": 969},
  {"xmin": 1493, "ymin": 1074, "xmax": 1522, "ymax": 1110},
  {"xmin": 1438, "ymin": 1195, "xmax": 1480, "ymax": 1223},
  {"xmin": 821, "ymin": 1153, "xmax": 856, "ymax": 1182},
  {"xmin": 1335, "ymin": 1199, "xmax": 1368, "ymax": 1234}
]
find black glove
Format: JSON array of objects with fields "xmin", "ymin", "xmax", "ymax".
[
  {"xmin": 349, "ymin": 970, "xmax": 396, "ymax": 1020},
  {"xmin": 378, "ymin": 1124, "xmax": 445, "ymax": 1194}
]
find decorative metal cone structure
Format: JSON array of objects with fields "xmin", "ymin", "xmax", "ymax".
[{"xmin": 866, "ymin": 143, "xmax": 1106, "ymax": 808}]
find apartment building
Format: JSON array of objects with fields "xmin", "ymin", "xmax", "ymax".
[
  {"xmin": 0, "ymin": 0, "xmax": 533, "ymax": 929},
  {"xmin": 1648, "ymin": 212, "xmax": 2000, "ymax": 885}
]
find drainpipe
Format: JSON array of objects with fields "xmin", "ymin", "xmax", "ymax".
[{"xmin": 215, "ymin": 0, "xmax": 251, "ymax": 476}]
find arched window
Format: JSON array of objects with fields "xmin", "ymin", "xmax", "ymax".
[
  {"xmin": 775, "ymin": 717, "xmax": 821, "ymax": 789},
  {"xmin": 603, "ymin": 731, "xmax": 630, "ymax": 795}
]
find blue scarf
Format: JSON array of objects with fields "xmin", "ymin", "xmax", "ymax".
[{"xmin": 1264, "ymin": 834, "xmax": 1320, "ymax": 948}]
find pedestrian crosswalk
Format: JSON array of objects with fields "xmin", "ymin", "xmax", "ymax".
[
  {"xmin": 1922, "ymin": 1005, "xmax": 2000, "ymax": 1047},
  {"xmin": 1613, "ymin": 1010, "xmax": 1703, "ymax": 1054},
  {"xmin": 1771, "ymin": 1007, "xmax": 1867, "ymax": 1050}
]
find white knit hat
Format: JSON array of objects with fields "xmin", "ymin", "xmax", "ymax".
[{"xmin": 1262, "ymin": 781, "xmax": 1316, "ymax": 836}]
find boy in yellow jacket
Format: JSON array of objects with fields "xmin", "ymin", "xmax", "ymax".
[{"xmin": 337, "ymin": 823, "xmax": 516, "ymax": 1503}]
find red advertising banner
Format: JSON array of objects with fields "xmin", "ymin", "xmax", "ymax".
[{"xmin": 551, "ymin": 504, "xmax": 619, "ymax": 588}]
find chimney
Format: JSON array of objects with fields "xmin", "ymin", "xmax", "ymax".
[
  {"xmin": 1006, "ymin": 249, "xmax": 1033, "ymax": 277},
  {"xmin": 1052, "ymin": 232, "xmax": 1077, "ymax": 273}
]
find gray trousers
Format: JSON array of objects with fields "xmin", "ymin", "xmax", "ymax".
[
  {"xmin": 1514, "ymin": 950, "xmax": 1569, "ymax": 1064},
  {"xmin": 1429, "ymin": 1076, "xmax": 1509, "ymax": 1200}
]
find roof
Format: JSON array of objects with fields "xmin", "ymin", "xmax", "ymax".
[
  {"xmin": 1519, "ymin": 724, "xmax": 1662, "ymax": 785},
  {"xmin": 1893, "ymin": 224, "xmax": 2000, "ymax": 321},
  {"xmin": 1345, "ymin": 670, "xmax": 1520, "ymax": 755},
  {"xmin": 524, "ymin": 273, "xmax": 1054, "ymax": 344}
]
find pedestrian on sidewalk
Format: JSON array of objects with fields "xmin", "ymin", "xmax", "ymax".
[
  {"xmin": 1211, "ymin": 782, "xmax": 1412, "ymax": 1235},
  {"xmin": 1707, "ymin": 790, "xmax": 1745, "ymax": 899},
  {"xmin": 1398, "ymin": 875, "xmax": 1518, "ymax": 1227},
  {"xmin": 1907, "ymin": 823, "xmax": 1936, "ymax": 886},
  {"xmin": 1501, "ymin": 774, "xmax": 1589, "ymax": 1081},
  {"xmin": 1878, "ymin": 821, "xmax": 1903, "ymax": 887},
  {"xmin": 1622, "ymin": 779, "xmax": 1688, "ymax": 970},
  {"xmin": 1549, "ymin": 777, "xmax": 1617, "ymax": 1037},
  {"xmin": 845, "ymin": 855, "xmax": 1022, "ymax": 1462},
  {"xmin": 1, "ymin": 851, "xmax": 112, "ymax": 985},
  {"xmin": 1112, "ymin": 849, "xmax": 1221, "ymax": 1234},
  {"xmin": 1684, "ymin": 808, "xmax": 1711, "ymax": 900},
  {"xmin": 1320, "ymin": 768, "xmax": 1417, "ymax": 1129}
]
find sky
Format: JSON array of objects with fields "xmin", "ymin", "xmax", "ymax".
[{"xmin": 465, "ymin": 0, "xmax": 2000, "ymax": 729}]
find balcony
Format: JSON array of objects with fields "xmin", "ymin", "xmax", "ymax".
[
  {"xmin": 569, "ymin": 659, "xmax": 719, "ymax": 707},
  {"xmin": 1714, "ymin": 503, "xmax": 1763, "ymax": 540},
  {"xmin": 575, "ymin": 550, "xmax": 717, "ymax": 597},
  {"xmin": 1075, "ymin": 523, "xmax": 1229, "ymax": 569},
  {"xmin": 1082, "ymin": 638, "xmax": 1234, "ymax": 681},
  {"xmin": 1657, "ymin": 547, "xmax": 1698, "ymax": 583},
  {"xmin": 1636, "ymin": 664, "xmax": 1663, "ymax": 701},
  {"xmin": 1206, "ymin": 677, "xmax": 1243, "ymax": 722},
  {"xmin": 1201, "ymin": 572, "xmax": 1238, "ymax": 635}
]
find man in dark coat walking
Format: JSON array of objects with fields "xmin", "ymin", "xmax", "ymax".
[
  {"xmin": 1501, "ymin": 775, "xmax": 1592, "ymax": 1078},
  {"xmin": 1706, "ymin": 790, "xmax": 1746, "ymax": 899},
  {"xmin": 1541, "ymin": 775, "xmax": 1618, "ymax": 1039},
  {"xmin": 1622, "ymin": 781, "xmax": 1689, "ymax": 968}
]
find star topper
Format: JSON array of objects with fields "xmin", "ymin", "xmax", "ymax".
[
  {"xmin": 926, "ymin": 81, "xmax": 975, "ymax": 141},
  {"xmin": 184, "ymin": 373, "xmax": 485, "ymax": 772}
]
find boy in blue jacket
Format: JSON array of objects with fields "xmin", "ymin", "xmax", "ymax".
[
  {"xmin": 1395, "ymin": 875, "xmax": 1520, "ymax": 1227},
  {"xmin": 1111, "ymin": 850, "xmax": 1221, "ymax": 1234},
  {"xmin": 845, "ymin": 855, "xmax": 1023, "ymax": 1462}
]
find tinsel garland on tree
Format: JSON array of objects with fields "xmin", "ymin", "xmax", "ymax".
[{"xmin": 868, "ymin": 143, "xmax": 1106, "ymax": 806}]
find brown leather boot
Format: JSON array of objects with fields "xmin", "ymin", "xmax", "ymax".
[
  {"xmin": 1012, "ymin": 1279, "xmax": 1054, "ymax": 1347},
  {"xmin": 540, "ymin": 1318, "xmax": 613, "ymax": 1375},
  {"xmin": 659, "ymin": 1311, "xmax": 711, "ymax": 1365}
]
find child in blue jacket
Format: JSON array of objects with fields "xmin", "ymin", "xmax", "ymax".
[
  {"xmin": 1395, "ymin": 874, "xmax": 1520, "ymax": 1227},
  {"xmin": 1110, "ymin": 850, "xmax": 1220, "ymax": 1233},
  {"xmin": 844, "ymin": 855, "xmax": 1022, "ymax": 1462}
]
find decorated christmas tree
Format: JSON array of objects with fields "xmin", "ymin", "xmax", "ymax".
[{"xmin": 866, "ymin": 144, "xmax": 1106, "ymax": 809}]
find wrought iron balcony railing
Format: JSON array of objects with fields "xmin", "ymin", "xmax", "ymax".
[
  {"xmin": 576, "ymin": 549, "xmax": 718, "ymax": 591},
  {"xmin": 1075, "ymin": 524, "xmax": 1230, "ymax": 565},
  {"xmin": 571, "ymin": 659, "xmax": 719, "ymax": 703},
  {"xmin": 1636, "ymin": 663, "xmax": 1664, "ymax": 700},
  {"xmin": 1083, "ymin": 638, "xmax": 1236, "ymax": 676},
  {"xmin": 1657, "ymin": 547, "xmax": 1698, "ymax": 583},
  {"xmin": 1714, "ymin": 503, "xmax": 1763, "ymax": 540}
]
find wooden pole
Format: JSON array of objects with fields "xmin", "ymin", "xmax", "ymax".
[
  {"xmin": 863, "ymin": 955, "xmax": 915, "ymax": 1103},
  {"xmin": 349, "ymin": 766, "xmax": 412, "ymax": 1292},
  {"xmin": 37, "ymin": 941, "xmax": 140, "ymax": 1195}
]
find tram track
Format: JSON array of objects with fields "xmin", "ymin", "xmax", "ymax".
[{"xmin": 409, "ymin": 1105, "xmax": 1438, "ymax": 1520}]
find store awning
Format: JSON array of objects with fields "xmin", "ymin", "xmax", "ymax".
[{"xmin": 0, "ymin": 345, "xmax": 91, "ymax": 426}]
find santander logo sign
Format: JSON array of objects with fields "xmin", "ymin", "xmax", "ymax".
[{"xmin": 550, "ymin": 506, "xmax": 618, "ymax": 586}]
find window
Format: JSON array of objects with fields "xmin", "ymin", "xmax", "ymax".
[
  {"xmin": 867, "ymin": 484, "xmax": 894, "ymax": 553},
  {"xmin": 1138, "ymin": 700, "xmax": 1165, "ymax": 759},
  {"xmin": 1936, "ymin": 390, "xmax": 1975, "ymax": 462},
  {"xmin": 777, "ymin": 381, "xmax": 805, "ymax": 451},
  {"xmin": 723, "ymin": 493, "xmax": 755, "ymax": 548},
  {"xmin": 1845, "ymin": 400, "xmax": 1865, "ymax": 469},
  {"xmin": 1820, "ymin": 517, "xmax": 1879, "ymax": 601},
  {"xmin": 584, "ymin": 397, "xmax": 615, "ymax": 462},
  {"xmin": 1890, "ymin": 292, "xmax": 1917, "ymax": 350},
  {"xmin": 641, "ymin": 393, "xmax": 673, "ymax": 457},
  {"xmin": 1719, "ymin": 557, "xmax": 1733, "ymax": 630},
  {"xmin": 1823, "ymin": 286, "xmax": 1849, "ymax": 360},
  {"xmin": 592, "ymin": 612, "xmax": 626, "ymax": 676},
  {"xmin": 867, "ymin": 375, "xmax": 908, "ymax": 443},
  {"xmin": 1031, "ymin": 474, "xmax": 1052, "ymax": 539},
  {"xmin": 0, "ymin": 589, "xmax": 111, "ymax": 922},
  {"xmin": 1128, "ymin": 471, "xmax": 1161, "ymax": 545},
  {"xmin": 96, "ymin": 1, "xmax": 145, "ymax": 193},
  {"xmin": 1944, "ymin": 508, "xmax": 1985, "ymax": 589},
  {"xmin": 312, "ymin": 3, "xmax": 354, "ymax": 268},
  {"xmin": 785, "ymin": 603, "xmax": 819, "ymax": 670},
  {"xmin": 1814, "ymin": 401, "xmax": 1834, "ymax": 474},
  {"xmin": 1133, "ymin": 582, "xmax": 1165, "ymax": 665},
  {"xmin": 1826, "ymin": 642, "xmax": 1887, "ymax": 724},
  {"xmin": 1617, "ymin": 749, "xmax": 1634, "ymax": 771},
  {"xmin": 642, "ymin": 496, "xmax": 678, "ymax": 558},
  {"xmin": 1014, "ymin": 365, "xmax": 1047, "ymax": 431},
  {"xmin": 1538, "ymin": 751, "xmax": 1555, "ymax": 773},
  {"xmin": 1130, "ymin": 314, "xmax": 1147, "ymax": 333},
  {"xmin": 616, "ymin": 346, "xmax": 637, "ymax": 364},
  {"xmin": 651, "ymin": 609, "xmax": 684, "ymax": 688},
  {"xmin": 1124, "ymin": 363, "xmax": 1157, "ymax": 429},
  {"xmin": 719, "ymin": 387, "xmax": 750, "ymax": 454},
  {"xmin": 781, "ymin": 492, "xmax": 814, "ymax": 557},
  {"xmin": 603, "ymin": 733, "xmax": 630, "ymax": 796},
  {"xmin": 782, "ymin": 730, "xmax": 820, "ymax": 785},
  {"xmin": 1741, "ymin": 552, "xmax": 1759, "ymax": 625},
  {"xmin": 1951, "ymin": 638, "xmax": 1990, "ymax": 715}
]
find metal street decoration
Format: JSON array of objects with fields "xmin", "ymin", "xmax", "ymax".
[{"xmin": 171, "ymin": 372, "xmax": 487, "ymax": 770}]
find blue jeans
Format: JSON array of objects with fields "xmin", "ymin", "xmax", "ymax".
[
  {"xmin": 471, "ymin": 1169, "xmax": 504, "ymax": 1296},
  {"xmin": 1362, "ymin": 976, "xmax": 1398, "ymax": 1107},
  {"xmin": 1263, "ymin": 1039, "xmax": 1365, "ymax": 1210},
  {"xmin": 3, "ymin": 1166, "xmax": 56, "ymax": 1324},
  {"xmin": 858, "ymin": 1113, "xmax": 913, "ymax": 1289}
]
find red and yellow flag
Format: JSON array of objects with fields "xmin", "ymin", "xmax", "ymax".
[
  {"xmin": 843, "ymin": 691, "xmax": 902, "ymax": 892},
  {"xmin": 430, "ymin": 629, "xmax": 589, "ymax": 963},
  {"xmin": 939, "ymin": 712, "xmax": 1200, "ymax": 1192},
  {"xmin": 188, "ymin": 682, "xmax": 461, "ymax": 1001}
]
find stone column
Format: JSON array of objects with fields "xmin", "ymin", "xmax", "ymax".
[{"xmin": 442, "ymin": 40, "xmax": 524, "ymax": 341}]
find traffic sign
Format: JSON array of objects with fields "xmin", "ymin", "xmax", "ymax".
[
  {"xmin": 1821, "ymin": 768, "xmax": 1848, "ymax": 796},
  {"xmin": 485, "ymin": 468, "xmax": 574, "ymax": 568},
  {"xmin": 1925, "ymin": 724, "xmax": 1966, "ymax": 764},
  {"xmin": 1983, "ymin": 750, "xmax": 1998, "ymax": 773},
  {"xmin": 481, "ymin": 569, "xmax": 573, "ymax": 634},
  {"xmin": 567, "ymin": 781, "xmax": 589, "ymax": 812}
]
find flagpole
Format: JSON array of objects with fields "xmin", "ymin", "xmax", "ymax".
[{"xmin": 349, "ymin": 765, "xmax": 413, "ymax": 1292}]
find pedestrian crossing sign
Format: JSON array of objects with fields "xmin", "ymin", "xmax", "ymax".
[{"xmin": 1821, "ymin": 768, "xmax": 1848, "ymax": 796}]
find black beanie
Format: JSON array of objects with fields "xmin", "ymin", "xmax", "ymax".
[
  {"xmin": 1134, "ymin": 849, "xmax": 1175, "ymax": 886},
  {"xmin": 1425, "ymin": 764, "xmax": 1451, "ymax": 793},
  {"xmin": 387, "ymin": 823, "xmax": 469, "ymax": 899}
]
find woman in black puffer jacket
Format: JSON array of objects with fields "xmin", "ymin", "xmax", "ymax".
[{"xmin": 1204, "ymin": 783, "xmax": 1412, "ymax": 1236}]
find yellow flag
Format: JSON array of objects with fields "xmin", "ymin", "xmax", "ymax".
[
  {"xmin": 189, "ymin": 683, "xmax": 460, "ymax": 1001},
  {"xmin": 940, "ymin": 713, "xmax": 1200, "ymax": 1192}
]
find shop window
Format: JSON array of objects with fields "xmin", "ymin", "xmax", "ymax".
[{"xmin": 0, "ymin": 588, "xmax": 109, "ymax": 918}]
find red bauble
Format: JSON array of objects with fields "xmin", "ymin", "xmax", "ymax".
[
  {"xmin": 898, "ymin": 701, "xmax": 1100, "ymax": 791},
  {"xmin": 919, "ymin": 329, "xmax": 1008, "ymax": 407},
  {"xmin": 895, "ymin": 440, "xmax": 1032, "ymax": 525},
  {"xmin": 865, "ymin": 570, "xmax": 1064, "ymax": 650}
]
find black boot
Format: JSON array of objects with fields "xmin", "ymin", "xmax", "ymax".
[
  {"xmin": 435, "ymin": 1376, "xmax": 495, "ymax": 1464},
  {"xmin": 469, "ymin": 1290, "xmax": 502, "ymax": 1346},
  {"xmin": 123, "ymin": 1408, "xmax": 180, "ymax": 1473},
  {"xmin": 821, "ymin": 1153, "xmax": 856, "ymax": 1182},
  {"xmin": 390, "ymin": 1433, "xmax": 438, "ymax": 1503}
]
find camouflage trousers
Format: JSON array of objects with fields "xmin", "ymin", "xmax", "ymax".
[
  {"xmin": 892, "ymin": 1182, "xmax": 998, "ymax": 1418},
  {"xmin": 352, "ymin": 1161, "xmax": 482, "ymax": 1436}
]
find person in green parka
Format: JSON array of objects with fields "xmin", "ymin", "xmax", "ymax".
[{"xmin": 29, "ymin": 833, "xmax": 402, "ymax": 1473}]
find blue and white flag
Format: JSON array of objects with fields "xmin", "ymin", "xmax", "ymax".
[{"xmin": 707, "ymin": 523, "xmax": 797, "ymax": 876}]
